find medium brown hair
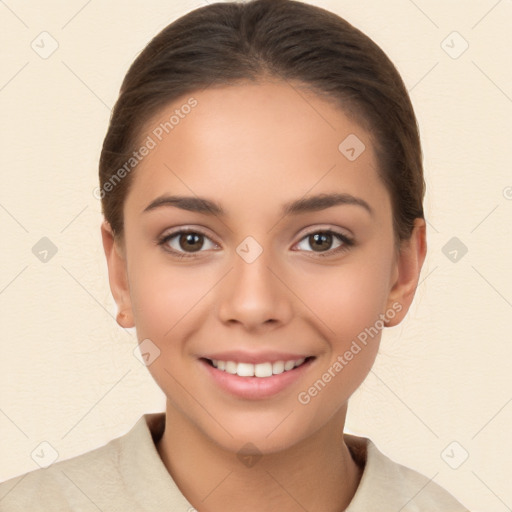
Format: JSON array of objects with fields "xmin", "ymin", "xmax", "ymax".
[{"xmin": 99, "ymin": 0, "xmax": 425, "ymax": 249}]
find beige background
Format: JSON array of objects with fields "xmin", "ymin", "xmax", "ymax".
[{"xmin": 1, "ymin": 0, "xmax": 511, "ymax": 510}]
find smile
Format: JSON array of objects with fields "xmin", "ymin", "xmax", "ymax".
[
  {"xmin": 207, "ymin": 357, "xmax": 311, "ymax": 377},
  {"xmin": 200, "ymin": 355, "xmax": 316, "ymax": 399}
]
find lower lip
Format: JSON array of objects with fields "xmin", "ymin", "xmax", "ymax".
[{"xmin": 200, "ymin": 358, "xmax": 315, "ymax": 400}]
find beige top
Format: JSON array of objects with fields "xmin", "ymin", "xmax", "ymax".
[{"xmin": 0, "ymin": 412, "xmax": 469, "ymax": 511}]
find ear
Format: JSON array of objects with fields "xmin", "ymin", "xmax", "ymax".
[
  {"xmin": 385, "ymin": 218, "xmax": 427, "ymax": 327},
  {"xmin": 100, "ymin": 220, "xmax": 135, "ymax": 328}
]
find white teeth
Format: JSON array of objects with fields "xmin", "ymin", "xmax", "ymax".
[
  {"xmin": 254, "ymin": 362, "xmax": 273, "ymax": 377},
  {"xmin": 208, "ymin": 357, "xmax": 309, "ymax": 377},
  {"xmin": 225, "ymin": 361, "xmax": 237, "ymax": 374},
  {"xmin": 237, "ymin": 363, "xmax": 255, "ymax": 377},
  {"xmin": 272, "ymin": 361, "xmax": 285, "ymax": 374},
  {"xmin": 284, "ymin": 360, "xmax": 295, "ymax": 371}
]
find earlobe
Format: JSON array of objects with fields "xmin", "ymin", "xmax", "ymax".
[
  {"xmin": 385, "ymin": 218, "xmax": 427, "ymax": 327},
  {"xmin": 100, "ymin": 220, "xmax": 135, "ymax": 328}
]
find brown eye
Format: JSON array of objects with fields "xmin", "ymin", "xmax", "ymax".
[
  {"xmin": 158, "ymin": 229, "xmax": 218, "ymax": 258},
  {"xmin": 178, "ymin": 232, "xmax": 204, "ymax": 252},
  {"xmin": 295, "ymin": 229, "xmax": 354, "ymax": 258},
  {"xmin": 308, "ymin": 232, "xmax": 334, "ymax": 252}
]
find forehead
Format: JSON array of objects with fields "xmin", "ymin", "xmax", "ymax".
[{"xmin": 125, "ymin": 80, "xmax": 390, "ymax": 221}]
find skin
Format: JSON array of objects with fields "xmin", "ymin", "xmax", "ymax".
[{"xmin": 101, "ymin": 80, "xmax": 426, "ymax": 512}]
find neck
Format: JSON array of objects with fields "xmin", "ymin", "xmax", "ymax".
[{"xmin": 156, "ymin": 402, "xmax": 364, "ymax": 512}]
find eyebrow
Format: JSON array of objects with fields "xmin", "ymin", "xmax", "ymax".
[{"xmin": 142, "ymin": 192, "xmax": 374, "ymax": 218}]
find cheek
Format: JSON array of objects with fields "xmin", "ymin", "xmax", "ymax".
[
  {"xmin": 295, "ymin": 256, "xmax": 392, "ymax": 341},
  {"xmin": 292, "ymin": 251, "xmax": 392, "ymax": 401},
  {"xmin": 127, "ymin": 251, "xmax": 215, "ymax": 340}
]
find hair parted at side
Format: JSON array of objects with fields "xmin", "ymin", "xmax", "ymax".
[{"xmin": 99, "ymin": 0, "xmax": 425, "ymax": 248}]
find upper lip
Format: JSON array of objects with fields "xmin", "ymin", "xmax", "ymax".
[{"xmin": 200, "ymin": 351, "xmax": 314, "ymax": 364}]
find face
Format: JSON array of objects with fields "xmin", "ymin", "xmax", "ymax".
[{"xmin": 102, "ymin": 80, "xmax": 425, "ymax": 454}]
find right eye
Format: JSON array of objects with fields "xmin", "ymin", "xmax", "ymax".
[{"xmin": 157, "ymin": 229, "xmax": 219, "ymax": 259}]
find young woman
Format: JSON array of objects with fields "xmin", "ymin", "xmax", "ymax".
[{"xmin": 0, "ymin": 0, "xmax": 469, "ymax": 510}]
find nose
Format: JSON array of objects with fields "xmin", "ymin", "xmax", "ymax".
[{"xmin": 216, "ymin": 245, "xmax": 294, "ymax": 332}]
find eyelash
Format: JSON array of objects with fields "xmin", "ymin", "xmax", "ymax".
[{"xmin": 156, "ymin": 227, "xmax": 355, "ymax": 260}]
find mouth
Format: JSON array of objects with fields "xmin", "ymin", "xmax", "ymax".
[
  {"xmin": 201, "ymin": 356, "xmax": 315, "ymax": 378},
  {"xmin": 199, "ymin": 350, "xmax": 317, "ymax": 399}
]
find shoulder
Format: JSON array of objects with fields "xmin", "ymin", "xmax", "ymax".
[
  {"xmin": 344, "ymin": 434, "xmax": 470, "ymax": 512},
  {"xmin": 0, "ymin": 427, "xmax": 126, "ymax": 511},
  {"xmin": 0, "ymin": 413, "xmax": 178, "ymax": 511}
]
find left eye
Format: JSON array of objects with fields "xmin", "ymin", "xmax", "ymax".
[{"xmin": 295, "ymin": 230, "xmax": 352, "ymax": 255}]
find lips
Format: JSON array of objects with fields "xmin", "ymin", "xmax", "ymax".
[{"xmin": 200, "ymin": 354, "xmax": 315, "ymax": 399}]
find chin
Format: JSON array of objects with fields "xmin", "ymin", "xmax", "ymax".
[{"xmin": 194, "ymin": 406, "xmax": 326, "ymax": 457}]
